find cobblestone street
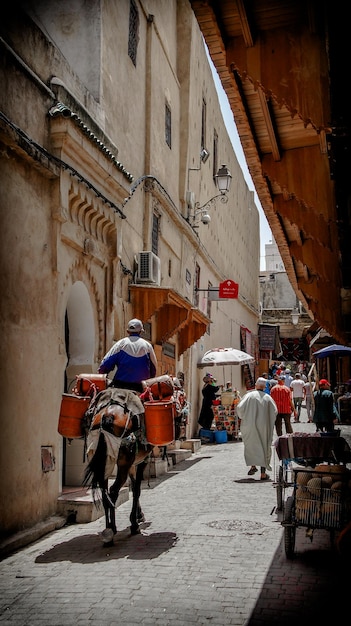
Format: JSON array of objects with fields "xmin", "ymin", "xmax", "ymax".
[{"xmin": 1, "ymin": 409, "xmax": 350, "ymax": 625}]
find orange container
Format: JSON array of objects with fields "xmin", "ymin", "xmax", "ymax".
[
  {"xmin": 58, "ymin": 393, "xmax": 91, "ymax": 438},
  {"xmin": 144, "ymin": 401, "xmax": 175, "ymax": 446},
  {"xmin": 142, "ymin": 375, "xmax": 174, "ymax": 400},
  {"xmin": 73, "ymin": 374, "xmax": 107, "ymax": 397}
]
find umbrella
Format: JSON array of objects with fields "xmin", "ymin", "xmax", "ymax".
[
  {"xmin": 313, "ymin": 344, "xmax": 351, "ymax": 358},
  {"xmin": 313, "ymin": 344, "xmax": 351, "ymax": 387},
  {"xmin": 198, "ymin": 347, "xmax": 255, "ymax": 367}
]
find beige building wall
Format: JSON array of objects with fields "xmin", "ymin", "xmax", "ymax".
[{"xmin": 0, "ymin": 0, "xmax": 260, "ymax": 536}]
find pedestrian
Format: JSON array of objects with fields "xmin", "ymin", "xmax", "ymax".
[
  {"xmin": 261, "ymin": 372, "xmax": 271, "ymax": 394},
  {"xmin": 236, "ymin": 377, "xmax": 277, "ymax": 481},
  {"xmin": 270, "ymin": 375, "xmax": 296, "ymax": 436},
  {"xmin": 303, "ymin": 379, "xmax": 314, "ymax": 422},
  {"xmin": 290, "ymin": 372, "xmax": 305, "ymax": 421},
  {"xmin": 98, "ymin": 318, "xmax": 157, "ymax": 393},
  {"xmin": 198, "ymin": 373, "xmax": 220, "ymax": 431},
  {"xmin": 283, "ymin": 368, "xmax": 294, "ymax": 388},
  {"xmin": 313, "ymin": 379, "xmax": 340, "ymax": 432}
]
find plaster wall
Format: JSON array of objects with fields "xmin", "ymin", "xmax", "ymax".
[{"xmin": 0, "ymin": 0, "xmax": 260, "ymax": 535}]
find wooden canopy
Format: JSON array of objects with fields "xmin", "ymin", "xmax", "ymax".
[
  {"xmin": 190, "ymin": 0, "xmax": 351, "ymax": 344},
  {"xmin": 129, "ymin": 285, "xmax": 210, "ymax": 355}
]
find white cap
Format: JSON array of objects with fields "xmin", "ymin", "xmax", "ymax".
[{"xmin": 127, "ymin": 318, "xmax": 144, "ymax": 332}]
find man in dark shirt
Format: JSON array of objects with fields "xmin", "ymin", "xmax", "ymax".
[{"xmin": 313, "ymin": 379, "xmax": 340, "ymax": 432}]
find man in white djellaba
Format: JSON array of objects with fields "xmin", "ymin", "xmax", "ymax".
[{"xmin": 236, "ymin": 377, "xmax": 277, "ymax": 481}]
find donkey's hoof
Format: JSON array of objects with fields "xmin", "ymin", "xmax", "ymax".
[
  {"xmin": 130, "ymin": 525, "xmax": 141, "ymax": 535},
  {"xmin": 100, "ymin": 528, "xmax": 115, "ymax": 544}
]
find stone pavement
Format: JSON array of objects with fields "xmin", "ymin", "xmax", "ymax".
[{"xmin": 0, "ymin": 408, "xmax": 350, "ymax": 626}]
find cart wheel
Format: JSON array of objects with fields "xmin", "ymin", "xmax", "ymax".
[
  {"xmin": 284, "ymin": 495, "xmax": 296, "ymax": 559},
  {"xmin": 276, "ymin": 465, "xmax": 284, "ymax": 511}
]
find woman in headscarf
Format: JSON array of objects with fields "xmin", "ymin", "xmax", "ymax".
[{"xmin": 198, "ymin": 373, "xmax": 220, "ymax": 430}]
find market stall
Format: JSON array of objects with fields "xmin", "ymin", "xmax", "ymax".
[{"xmin": 212, "ymin": 389, "xmax": 241, "ymax": 439}]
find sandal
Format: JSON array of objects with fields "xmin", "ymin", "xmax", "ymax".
[
  {"xmin": 248, "ymin": 467, "xmax": 258, "ymax": 475},
  {"xmin": 260, "ymin": 474, "xmax": 270, "ymax": 481}
]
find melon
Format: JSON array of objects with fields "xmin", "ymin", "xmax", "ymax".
[{"xmin": 307, "ymin": 477, "xmax": 323, "ymax": 496}]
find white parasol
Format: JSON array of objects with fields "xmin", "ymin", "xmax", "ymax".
[{"xmin": 198, "ymin": 347, "xmax": 254, "ymax": 368}]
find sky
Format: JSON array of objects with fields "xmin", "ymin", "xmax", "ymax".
[{"xmin": 209, "ymin": 55, "xmax": 273, "ymax": 270}]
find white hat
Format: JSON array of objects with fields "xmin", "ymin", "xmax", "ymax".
[{"xmin": 127, "ymin": 318, "xmax": 144, "ymax": 332}]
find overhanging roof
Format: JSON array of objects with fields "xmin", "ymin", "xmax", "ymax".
[
  {"xmin": 190, "ymin": 0, "xmax": 351, "ymax": 345},
  {"xmin": 129, "ymin": 285, "xmax": 210, "ymax": 355}
]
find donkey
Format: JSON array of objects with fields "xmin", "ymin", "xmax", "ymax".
[{"xmin": 82, "ymin": 387, "xmax": 153, "ymax": 545}]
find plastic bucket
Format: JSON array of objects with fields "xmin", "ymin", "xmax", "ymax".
[
  {"xmin": 199, "ymin": 429, "xmax": 215, "ymax": 443},
  {"xmin": 144, "ymin": 401, "xmax": 175, "ymax": 446},
  {"xmin": 58, "ymin": 394, "xmax": 91, "ymax": 438},
  {"xmin": 214, "ymin": 429, "xmax": 228, "ymax": 444}
]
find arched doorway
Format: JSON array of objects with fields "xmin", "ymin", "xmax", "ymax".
[{"xmin": 63, "ymin": 281, "xmax": 95, "ymax": 486}]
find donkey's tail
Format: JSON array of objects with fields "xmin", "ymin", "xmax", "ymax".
[{"xmin": 82, "ymin": 431, "xmax": 107, "ymax": 502}]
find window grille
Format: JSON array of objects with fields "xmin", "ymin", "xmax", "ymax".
[
  {"xmin": 201, "ymin": 98, "xmax": 207, "ymax": 151},
  {"xmin": 194, "ymin": 263, "xmax": 200, "ymax": 308},
  {"xmin": 152, "ymin": 213, "xmax": 159, "ymax": 255},
  {"xmin": 165, "ymin": 103, "xmax": 171, "ymax": 148},
  {"xmin": 213, "ymin": 129, "xmax": 218, "ymax": 180},
  {"xmin": 207, "ymin": 281, "xmax": 212, "ymax": 334},
  {"xmin": 128, "ymin": 0, "xmax": 139, "ymax": 66}
]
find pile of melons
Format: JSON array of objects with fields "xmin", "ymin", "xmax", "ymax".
[{"xmin": 294, "ymin": 465, "xmax": 351, "ymax": 524}]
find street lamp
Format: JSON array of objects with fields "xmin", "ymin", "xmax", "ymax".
[
  {"xmin": 188, "ymin": 164, "xmax": 232, "ymax": 228},
  {"xmin": 291, "ymin": 307, "xmax": 300, "ymax": 325},
  {"xmin": 215, "ymin": 164, "xmax": 232, "ymax": 193}
]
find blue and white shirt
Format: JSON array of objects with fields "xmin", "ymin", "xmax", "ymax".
[{"xmin": 98, "ymin": 335, "xmax": 157, "ymax": 384}]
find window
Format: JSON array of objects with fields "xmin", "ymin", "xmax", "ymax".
[
  {"xmin": 128, "ymin": 0, "xmax": 139, "ymax": 66},
  {"xmin": 165, "ymin": 103, "xmax": 171, "ymax": 148},
  {"xmin": 152, "ymin": 213, "xmax": 160, "ymax": 255},
  {"xmin": 207, "ymin": 281, "xmax": 212, "ymax": 334},
  {"xmin": 201, "ymin": 98, "xmax": 207, "ymax": 151},
  {"xmin": 213, "ymin": 129, "xmax": 218, "ymax": 180},
  {"xmin": 194, "ymin": 263, "xmax": 200, "ymax": 307}
]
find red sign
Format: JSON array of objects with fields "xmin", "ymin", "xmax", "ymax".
[{"xmin": 219, "ymin": 280, "xmax": 239, "ymax": 299}]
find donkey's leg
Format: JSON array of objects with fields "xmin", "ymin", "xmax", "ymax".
[
  {"xmin": 100, "ymin": 480, "xmax": 117, "ymax": 545},
  {"xmin": 103, "ymin": 464, "xmax": 129, "ymax": 536},
  {"xmin": 129, "ymin": 459, "xmax": 148, "ymax": 534}
]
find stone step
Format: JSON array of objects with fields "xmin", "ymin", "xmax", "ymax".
[
  {"xmin": 57, "ymin": 485, "xmax": 129, "ymax": 524},
  {"xmin": 148, "ymin": 457, "xmax": 169, "ymax": 477},
  {"xmin": 180, "ymin": 438, "xmax": 201, "ymax": 453},
  {"xmin": 166, "ymin": 449, "xmax": 192, "ymax": 465}
]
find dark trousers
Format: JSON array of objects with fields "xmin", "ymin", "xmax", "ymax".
[{"xmin": 275, "ymin": 413, "xmax": 293, "ymax": 437}]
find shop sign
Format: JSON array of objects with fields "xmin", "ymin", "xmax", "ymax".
[{"xmin": 219, "ymin": 279, "xmax": 239, "ymax": 299}]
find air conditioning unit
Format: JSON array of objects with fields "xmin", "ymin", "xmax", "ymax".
[{"xmin": 136, "ymin": 251, "xmax": 161, "ymax": 285}]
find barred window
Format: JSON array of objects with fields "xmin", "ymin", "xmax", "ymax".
[
  {"xmin": 207, "ymin": 281, "xmax": 212, "ymax": 334},
  {"xmin": 194, "ymin": 263, "xmax": 200, "ymax": 308},
  {"xmin": 128, "ymin": 0, "xmax": 139, "ymax": 66},
  {"xmin": 213, "ymin": 129, "xmax": 218, "ymax": 180},
  {"xmin": 165, "ymin": 103, "xmax": 171, "ymax": 148},
  {"xmin": 201, "ymin": 97, "xmax": 207, "ymax": 151},
  {"xmin": 152, "ymin": 213, "xmax": 160, "ymax": 255}
]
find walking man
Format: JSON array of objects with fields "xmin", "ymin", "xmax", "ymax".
[
  {"xmin": 270, "ymin": 375, "xmax": 297, "ymax": 436},
  {"xmin": 236, "ymin": 377, "xmax": 277, "ymax": 481},
  {"xmin": 290, "ymin": 372, "xmax": 305, "ymax": 421},
  {"xmin": 303, "ymin": 378, "xmax": 314, "ymax": 422}
]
